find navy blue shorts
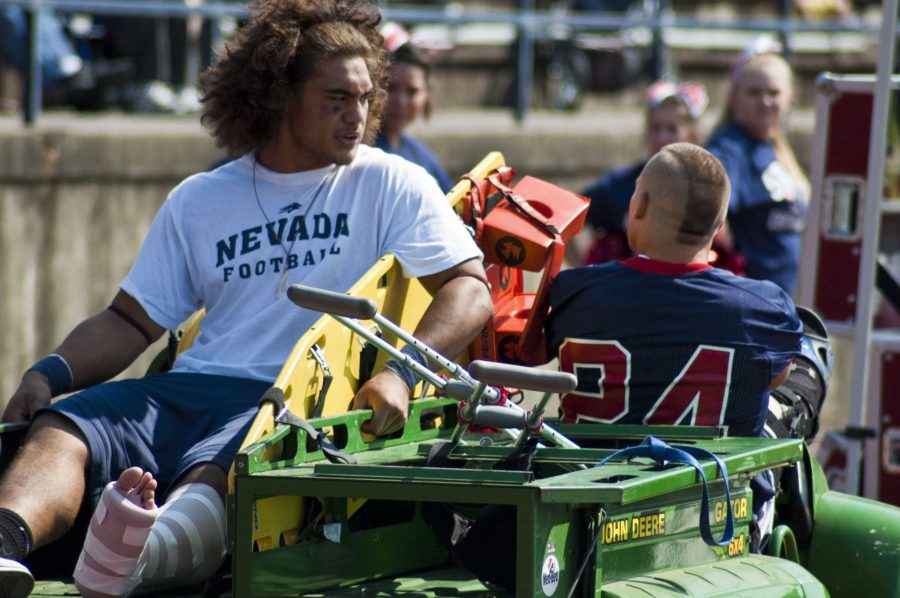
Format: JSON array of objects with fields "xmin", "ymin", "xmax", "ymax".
[{"xmin": 40, "ymin": 372, "xmax": 271, "ymax": 507}]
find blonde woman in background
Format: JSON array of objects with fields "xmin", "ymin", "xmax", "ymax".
[{"xmin": 706, "ymin": 37, "xmax": 811, "ymax": 295}]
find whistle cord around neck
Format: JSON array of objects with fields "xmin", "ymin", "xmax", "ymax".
[{"xmin": 251, "ymin": 157, "xmax": 338, "ymax": 298}]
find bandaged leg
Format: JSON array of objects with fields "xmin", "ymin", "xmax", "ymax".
[
  {"xmin": 74, "ymin": 470, "xmax": 226, "ymax": 597},
  {"xmin": 73, "ymin": 468, "xmax": 159, "ymax": 598},
  {"xmin": 136, "ymin": 482, "xmax": 227, "ymax": 592}
]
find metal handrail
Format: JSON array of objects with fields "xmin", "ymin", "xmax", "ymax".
[
  {"xmin": 2, "ymin": 0, "xmax": 247, "ymax": 18},
  {"xmin": 0, "ymin": 0, "xmax": 887, "ymax": 125},
  {"xmin": 1, "ymin": 0, "xmax": 883, "ymax": 32}
]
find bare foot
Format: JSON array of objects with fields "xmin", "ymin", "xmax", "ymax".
[
  {"xmin": 74, "ymin": 468, "xmax": 161, "ymax": 597},
  {"xmin": 115, "ymin": 466, "xmax": 158, "ymax": 510}
]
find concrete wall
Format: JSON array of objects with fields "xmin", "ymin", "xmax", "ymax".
[
  {"xmin": 0, "ymin": 120, "xmax": 222, "ymax": 408},
  {"xmin": 0, "ymin": 110, "xmax": 813, "ymax": 414}
]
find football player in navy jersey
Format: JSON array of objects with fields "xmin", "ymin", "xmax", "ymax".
[
  {"xmin": 547, "ymin": 142, "xmax": 803, "ymax": 438},
  {"xmin": 547, "ymin": 142, "xmax": 806, "ymax": 551}
]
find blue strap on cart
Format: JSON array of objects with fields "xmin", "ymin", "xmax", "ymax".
[{"xmin": 596, "ymin": 435, "xmax": 734, "ymax": 546}]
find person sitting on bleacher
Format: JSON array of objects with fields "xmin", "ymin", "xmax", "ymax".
[
  {"xmin": 545, "ymin": 143, "xmax": 804, "ymax": 546},
  {"xmin": 0, "ymin": 7, "xmax": 131, "ymax": 111}
]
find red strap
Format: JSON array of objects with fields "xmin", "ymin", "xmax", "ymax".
[
  {"xmin": 457, "ymin": 172, "xmax": 486, "ymax": 241},
  {"xmin": 458, "ymin": 173, "xmax": 484, "ymax": 218},
  {"xmin": 487, "ymin": 172, "xmax": 560, "ymax": 238},
  {"xmin": 458, "ymin": 166, "xmax": 520, "ymax": 243}
]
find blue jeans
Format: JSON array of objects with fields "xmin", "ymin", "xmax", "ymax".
[{"xmin": 0, "ymin": 7, "xmax": 80, "ymax": 92}]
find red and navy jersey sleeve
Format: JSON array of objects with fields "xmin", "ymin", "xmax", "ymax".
[{"xmin": 546, "ymin": 259, "xmax": 802, "ymax": 436}]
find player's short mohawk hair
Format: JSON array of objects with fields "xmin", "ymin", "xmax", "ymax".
[
  {"xmin": 200, "ymin": 0, "xmax": 389, "ymax": 157},
  {"xmin": 653, "ymin": 143, "xmax": 729, "ymax": 243}
]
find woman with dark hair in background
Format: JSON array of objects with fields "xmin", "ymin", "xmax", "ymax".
[{"xmin": 375, "ymin": 22, "xmax": 453, "ymax": 193}]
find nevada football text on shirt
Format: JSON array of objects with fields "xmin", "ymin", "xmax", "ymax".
[{"xmin": 214, "ymin": 210, "xmax": 350, "ymax": 282}]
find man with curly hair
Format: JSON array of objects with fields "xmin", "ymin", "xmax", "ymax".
[{"xmin": 0, "ymin": 1, "xmax": 491, "ymax": 596}]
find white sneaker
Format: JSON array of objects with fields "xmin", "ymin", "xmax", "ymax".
[{"xmin": 0, "ymin": 556, "xmax": 33, "ymax": 598}]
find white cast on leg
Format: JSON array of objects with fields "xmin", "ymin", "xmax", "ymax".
[{"xmin": 136, "ymin": 482, "xmax": 227, "ymax": 591}]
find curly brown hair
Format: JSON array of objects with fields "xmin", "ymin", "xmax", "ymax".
[{"xmin": 201, "ymin": 0, "xmax": 389, "ymax": 157}]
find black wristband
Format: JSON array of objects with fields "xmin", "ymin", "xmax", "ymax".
[
  {"xmin": 383, "ymin": 346, "xmax": 428, "ymax": 391},
  {"xmin": 26, "ymin": 354, "xmax": 73, "ymax": 397}
]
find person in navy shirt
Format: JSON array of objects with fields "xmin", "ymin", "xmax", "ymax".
[
  {"xmin": 576, "ymin": 80, "xmax": 708, "ymax": 266},
  {"xmin": 706, "ymin": 38, "xmax": 810, "ymax": 295},
  {"xmin": 547, "ymin": 143, "xmax": 802, "ymax": 438},
  {"xmin": 375, "ymin": 23, "xmax": 453, "ymax": 193}
]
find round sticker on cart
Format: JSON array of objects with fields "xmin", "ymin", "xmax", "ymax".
[{"xmin": 541, "ymin": 555, "xmax": 560, "ymax": 596}]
